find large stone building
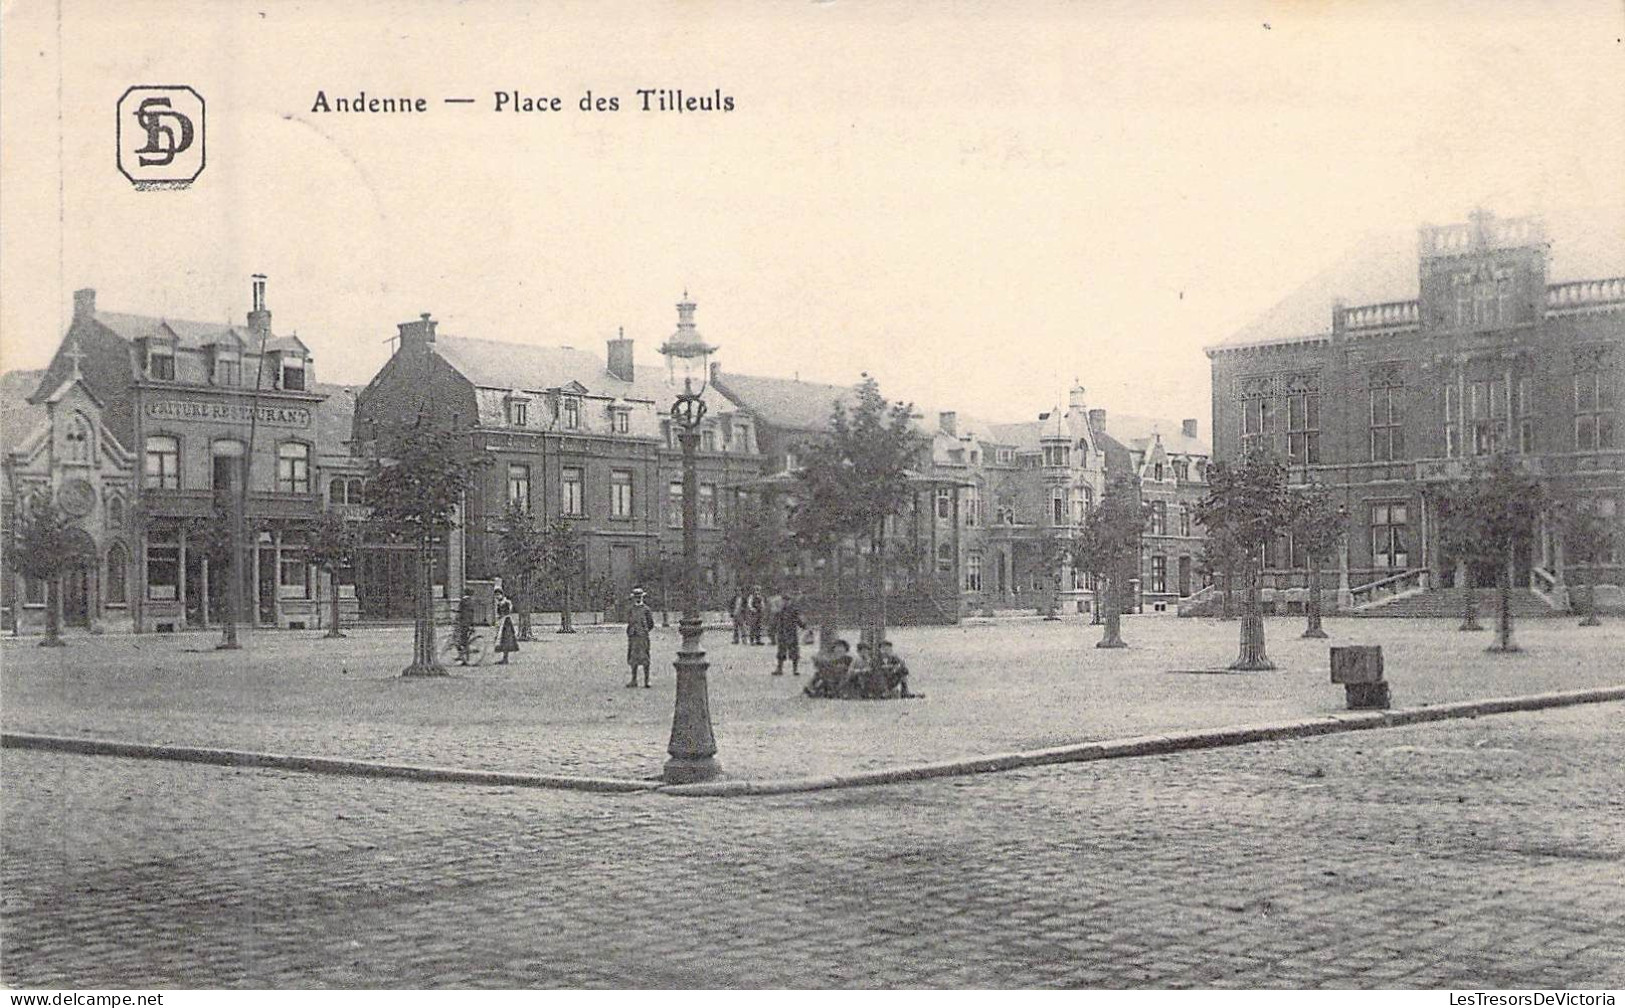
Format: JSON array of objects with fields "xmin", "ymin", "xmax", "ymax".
[
  {"xmin": 2, "ymin": 280, "xmax": 364, "ymax": 633},
  {"xmin": 1205, "ymin": 208, "xmax": 1625, "ymax": 612}
]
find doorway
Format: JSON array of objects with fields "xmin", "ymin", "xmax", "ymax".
[{"xmin": 62, "ymin": 562, "xmax": 92, "ymax": 628}]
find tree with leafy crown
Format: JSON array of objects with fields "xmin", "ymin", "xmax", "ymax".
[
  {"xmin": 1194, "ymin": 450, "xmax": 1297, "ymax": 670},
  {"xmin": 1287, "ymin": 482, "xmax": 1346, "ymax": 639}
]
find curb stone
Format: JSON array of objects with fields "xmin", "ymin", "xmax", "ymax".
[{"xmin": 5, "ymin": 684, "xmax": 1622, "ymax": 798}]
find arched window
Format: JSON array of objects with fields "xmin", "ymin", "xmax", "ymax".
[
  {"xmin": 105, "ymin": 543, "xmax": 129, "ymax": 605},
  {"xmin": 64, "ymin": 413, "xmax": 92, "ymax": 463},
  {"xmin": 329, "ymin": 476, "xmax": 348, "ymax": 504},
  {"xmin": 107, "ymin": 495, "xmax": 125, "ymax": 529},
  {"xmin": 277, "ymin": 442, "xmax": 310, "ymax": 494}
]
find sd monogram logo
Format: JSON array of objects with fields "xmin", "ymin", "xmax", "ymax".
[{"xmin": 117, "ymin": 86, "xmax": 205, "ymax": 189}]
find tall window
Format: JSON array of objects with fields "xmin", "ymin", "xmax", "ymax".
[
  {"xmin": 937, "ymin": 543, "xmax": 954, "ymax": 572},
  {"xmin": 560, "ymin": 466, "xmax": 584, "ymax": 516},
  {"xmin": 146, "ymin": 526, "xmax": 180, "ymax": 600},
  {"xmin": 64, "ymin": 413, "xmax": 92, "ymax": 463},
  {"xmin": 701, "ymin": 429, "xmax": 716, "ymax": 452},
  {"xmin": 562, "ymin": 397, "xmax": 580, "ymax": 430},
  {"xmin": 212, "ymin": 440, "xmax": 246, "ymax": 493},
  {"xmin": 107, "ymin": 496, "xmax": 125, "ymax": 528},
  {"xmin": 1517, "ymin": 375, "xmax": 1537, "ymax": 454},
  {"xmin": 609, "ymin": 469, "xmax": 633, "ymax": 519},
  {"xmin": 1173, "ymin": 459, "xmax": 1189, "ymax": 481},
  {"xmin": 1240, "ymin": 378, "xmax": 1273, "ymax": 455},
  {"xmin": 1150, "ymin": 555, "xmax": 1167, "ymax": 594},
  {"xmin": 146, "ymin": 343, "xmax": 175, "ymax": 380},
  {"xmin": 699, "ymin": 484, "xmax": 717, "ymax": 528},
  {"xmin": 1574, "ymin": 348, "xmax": 1616, "ymax": 451},
  {"xmin": 667, "ymin": 480, "xmax": 684, "ymax": 527},
  {"xmin": 1470, "ymin": 378, "xmax": 1509, "ymax": 456},
  {"xmin": 277, "ymin": 442, "xmax": 310, "ymax": 494},
  {"xmin": 1153, "ymin": 462, "xmax": 1164, "ymax": 482},
  {"xmin": 1073, "ymin": 485, "xmax": 1091, "ymax": 526},
  {"xmin": 506, "ymin": 399, "xmax": 528, "ymax": 427},
  {"xmin": 214, "ymin": 352, "xmax": 241, "ymax": 386},
  {"xmin": 613, "ymin": 409, "xmax": 629, "ymax": 434},
  {"xmin": 1042, "ymin": 444, "xmax": 1069, "ymax": 467},
  {"xmin": 507, "ymin": 464, "xmax": 531, "ymax": 511},
  {"xmin": 281, "ymin": 356, "xmax": 306, "ymax": 392},
  {"xmin": 1444, "ymin": 381, "xmax": 1461, "ymax": 459},
  {"xmin": 965, "ymin": 485, "xmax": 980, "ymax": 527},
  {"xmin": 1287, "ymin": 387, "xmax": 1321, "ymax": 464},
  {"xmin": 144, "ymin": 436, "xmax": 180, "ymax": 489},
  {"xmin": 1370, "ymin": 502, "xmax": 1409, "ymax": 568},
  {"xmin": 1179, "ymin": 505, "xmax": 1191, "ymax": 537},
  {"xmin": 1149, "ymin": 501, "xmax": 1167, "ymax": 535},
  {"xmin": 1051, "ymin": 486, "xmax": 1067, "ymax": 526},
  {"xmin": 105, "ymin": 543, "xmax": 129, "ymax": 605},
  {"xmin": 1368, "ymin": 366, "xmax": 1404, "ymax": 462},
  {"xmin": 936, "ymin": 487, "xmax": 950, "ymax": 519},
  {"xmin": 965, "ymin": 551, "xmax": 983, "ymax": 592},
  {"xmin": 279, "ymin": 531, "xmax": 310, "ymax": 598}
]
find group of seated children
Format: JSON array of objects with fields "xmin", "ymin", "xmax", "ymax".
[{"xmin": 804, "ymin": 639, "xmax": 918, "ymax": 700}]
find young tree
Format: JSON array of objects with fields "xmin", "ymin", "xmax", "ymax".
[
  {"xmin": 498, "ymin": 504, "xmax": 547, "ymax": 641},
  {"xmin": 1437, "ymin": 478, "xmax": 1488, "ymax": 632},
  {"xmin": 365, "ymin": 421, "xmax": 486, "ymax": 676},
  {"xmin": 535, "ymin": 518, "xmax": 584, "ymax": 633},
  {"xmin": 720, "ymin": 496, "xmax": 786, "ymax": 597},
  {"xmin": 307, "ymin": 509, "xmax": 360, "ymax": 639},
  {"xmin": 1459, "ymin": 455, "xmax": 1547, "ymax": 653},
  {"xmin": 1067, "ymin": 520, "xmax": 1106, "ymax": 624},
  {"xmin": 10, "ymin": 496, "xmax": 81, "ymax": 647},
  {"xmin": 1288, "ymin": 483, "xmax": 1346, "ymax": 639},
  {"xmin": 1079, "ymin": 475, "xmax": 1146, "ymax": 649},
  {"xmin": 1194, "ymin": 450, "xmax": 1297, "ymax": 670},
  {"xmin": 1197, "ymin": 526, "xmax": 1243, "ymax": 620},
  {"xmin": 792, "ymin": 374, "xmax": 924, "ymax": 650},
  {"xmin": 1551, "ymin": 491, "xmax": 1615, "ymax": 628}
]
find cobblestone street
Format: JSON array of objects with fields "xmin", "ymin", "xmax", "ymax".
[{"xmin": 4, "ymin": 703, "xmax": 1621, "ymax": 988}]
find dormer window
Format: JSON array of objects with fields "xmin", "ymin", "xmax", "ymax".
[
  {"xmin": 612, "ymin": 407, "xmax": 630, "ymax": 434},
  {"xmin": 213, "ymin": 350, "xmax": 241, "ymax": 386},
  {"xmin": 1153, "ymin": 463, "xmax": 1164, "ymax": 482},
  {"xmin": 505, "ymin": 397, "xmax": 529, "ymax": 427},
  {"xmin": 146, "ymin": 342, "xmax": 175, "ymax": 380},
  {"xmin": 562, "ymin": 397, "xmax": 580, "ymax": 430},
  {"xmin": 280, "ymin": 355, "xmax": 306, "ymax": 391},
  {"xmin": 996, "ymin": 448, "xmax": 1014, "ymax": 464}
]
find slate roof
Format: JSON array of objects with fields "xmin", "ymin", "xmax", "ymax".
[
  {"xmin": 431, "ymin": 334, "xmax": 731, "ymax": 411},
  {"xmin": 1219, "ymin": 206, "xmax": 1625, "ymax": 349},
  {"xmin": 0, "ymin": 370, "xmax": 47, "ymax": 455},
  {"xmin": 91, "ymin": 312, "xmax": 308, "ymax": 354},
  {"xmin": 711, "ymin": 372, "xmax": 855, "ymax": 432},
  {"xmin": 310, "ymin": 382, "xmax": 358, "ymax": 452},
  {"xmin": 1098, "ymin": 413, "xmax": 1210, "ymax": 457}
]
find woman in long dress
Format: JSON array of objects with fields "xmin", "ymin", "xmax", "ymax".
[{"xmin": 493, "ymin": 588, "xmax": 520, "ymax": 665}]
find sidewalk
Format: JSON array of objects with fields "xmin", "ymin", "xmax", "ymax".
[{"xmin": 5, "ymin": 616, "xmax": 1622, "ymax": 782}]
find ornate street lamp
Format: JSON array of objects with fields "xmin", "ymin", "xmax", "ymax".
[{"xmin": 658, "ymin": 293, "xmax": 721, "ymax": 784}]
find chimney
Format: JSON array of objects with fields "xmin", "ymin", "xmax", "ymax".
[
  {"xmin": 72, "ymin": 288, "xmax": 96, "ymax": 320},
  {"xmin": 1068, "ymin": 385, "xmax": 1087, "ymax": 409},
  {"xmin": 1088, "ymin": 408, "xmax": 1106, "ymax": 428},
  {"xmin": 1181, "ymin": 418, "xmax": 1198, "ymax": 439},
  {"xmin": 247, "ymin": 274, "xmax": 271, "ymax": 337},
  {"xmin": 938, "ymin": 411, "xmax": 957, "ymax": 436},
  {"xmin": 607, "ymin": 327, "xmax": 635, "ymax": 382},
  {"xmin": 397, "ymin": 312, "xmax": 437, "ymax": 355}
]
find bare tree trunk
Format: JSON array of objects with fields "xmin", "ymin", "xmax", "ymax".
[
  {"xmin": 403, "ymin": 534, "xmax": 445, "ymax": 675},
  {"xmin": 1578, "ymin": 560, "xmax": 1600, "ymax": 627},
  {"xmin": 1230, "ymin": 556, "xmax": 1275, "ymax": 670},
  {"xmin": 1302, "ymin": 555, "xmax": 1327, "ymax": 638},
  {"xmin": 1488, "ymin": 550, "xmax": 1519, "ymax": 653},
  {"xmin": 1220, "ymin": 563, "xmax": 1236, "ymax": 620},
  {"xmin": 39, "ymin": 574, "xmax": 65, "ymax": 647},
  {"xmin": 518, "ymin": 572, "xmax": 535, "ymax": 641},
  {"xmin": 558, "ymin": 578, "xmax": 576, "ymax": 633},
  {"xmin": 1096, "ymin": 564, "xmax": 1126, "ymax": 649},
  {"xmin": 1459, "ymin": 562, "xmax": 1483, "ymax": 631}
]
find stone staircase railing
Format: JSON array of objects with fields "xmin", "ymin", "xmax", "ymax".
[
  {"xmin": 1349, "ymin": 568, "xmax": 1427, "ymax": 609},
  {"xmin": 1529, "ymin": 567, "xmax": 1568, "ymax": 611}
]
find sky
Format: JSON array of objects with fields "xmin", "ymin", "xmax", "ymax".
[{"xmin": 2, "ymin": 0, "xmax": 1622, "ymax": 433}]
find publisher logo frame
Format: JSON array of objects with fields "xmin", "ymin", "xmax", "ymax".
[{"xmin": 117, "ymin": 85, "xmax": 205, "ymax": 189}]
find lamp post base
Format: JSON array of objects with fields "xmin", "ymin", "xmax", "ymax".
[{"xmin": 662, "ymin": 754, "xmax": 722, "ymax": 784}]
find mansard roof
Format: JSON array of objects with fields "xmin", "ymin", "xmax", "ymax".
[
  {"xmin": 1218, "ymin": 205, "xmax": 1625, "ymax": 350},
  {"xmin": 430, "ymin": 333, "xmax": 729, "ymax": 412},
  {"xmin": 711, "ymin": 371, "xmax": 855, "ymax": 432},
  {"xmin": 91, "ymin": 311, "xmax": 307, "ymax": 355}
]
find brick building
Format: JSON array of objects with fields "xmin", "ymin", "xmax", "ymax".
[
  {"xmin": 1205, "ymin": 208, "xmax": 1625, "ymax": 612},
  {"xmin": 2, "ymin": 280, "xmax": 362, "ymax": 633},
  {"xmin": 353, "ymin": 296, "xmax": 763, "ymax": 616}
]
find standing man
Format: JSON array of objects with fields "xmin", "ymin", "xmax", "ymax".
[
  {"xmin": 746, "ymin": 585, "xmax": 766, "ymax": 645},
  {"xmin": 729, "ymin": 586, "xmax": 747, "ymax": 645},
  {"xmin": 772, "ymin": 594, "xmax": 807, "ymax": 676},
  {"xmin": 625, "ymin": 587, "xmax": 657, "ymax": 688}
]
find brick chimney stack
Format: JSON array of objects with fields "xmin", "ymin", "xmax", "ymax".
[
  {"xmin": 247, "ymin": 274, "xmax": 271, "ymax": 338},
  {"xmin": 397, "ymin": 312, "xmax": 437, "ymax": 355},
  {"xmin": 606, "ymin": 327, "xmax": 635, "ymax": 382},
  {"xmin": 1182, "ymin": 418, "xmax": 1198, "ymax": 439},
  {"xmin": 73, "ymin": 288, "xmax": 96, "ymax": 320}
]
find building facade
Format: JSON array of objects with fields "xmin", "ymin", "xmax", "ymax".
[{"xmin": 1206, "ymin": 209, "xmax": 1625, "ymax": 610}]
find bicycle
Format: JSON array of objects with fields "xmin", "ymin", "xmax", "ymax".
[{"xmin": 439, "ymin": 627, "xmax": 491, "ymax": 667}]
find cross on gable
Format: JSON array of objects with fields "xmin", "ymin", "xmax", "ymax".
[{"xmin": 64, "ymin": 341, "xmax": 87, "ymax": 375}]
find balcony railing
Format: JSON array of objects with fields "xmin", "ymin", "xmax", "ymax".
[
  {"xmin": 1546, "ymin": 277, "xmax": 1625, "ymax": 310},
  {"xmin": 1339, "ymin": 299, "xmax": 1420, "ymax": 331}
]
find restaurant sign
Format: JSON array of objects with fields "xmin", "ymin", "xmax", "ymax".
[{"xmin": 146, "ymin": 399, "xmax": 312, "ymax": 429}]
